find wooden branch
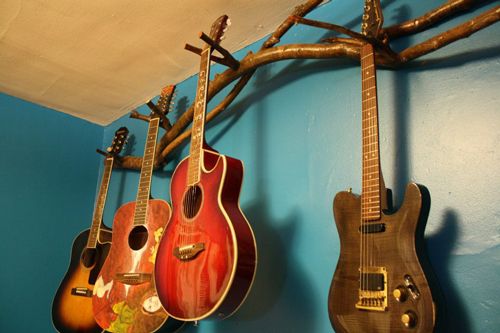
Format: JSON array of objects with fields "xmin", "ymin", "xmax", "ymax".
[
  {"xmin": 116, "ymin": 0, "xmax": 500, "ymax": 170},
  {"xmin": 129, "ymin": 109, "xmax": 150, "ymax": 123},
  {"xmin": 398, "ymin": 6, "xmax": 500, "ymax": 63},
  {"xmin": 199, "ymin": 32, "xmax": 240, "ymax": 70},
  {"xmin": 292, "ymin": 16, "xmax": 367, "ymax": 41},
  {"xmin": 383, "ymin": 0, "xmax": 489, "ymax": 39},
  {"xmin": 185, "ymin": 43, "xmax": 233, "ymax": 68}
]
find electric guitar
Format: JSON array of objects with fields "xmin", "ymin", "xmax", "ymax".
[
  {"xmin": 52, "ymin": 127, "xmax": 128, "ymax": 333},
  {"xmin": 328, "ymin": 2, "xmax": 436, "ymax": 332},
  {"xmin": 154, "ymin": 15, "xmax": 257, "ymax": 322},
  {"xmin": 92, "ymin": 86, "xmax": 183, "ymax": 333}
]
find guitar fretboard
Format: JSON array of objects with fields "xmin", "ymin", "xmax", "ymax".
[
  {"xmin": 87, "ymin": 157, "xmax": 114, "ymax": 248},
  {"xmin": 360, "ymin": 43, "xmax": 381, "ymax": 221},
  {"xmin": 187, "ymin": 48, "xmax": 211, "ymax": 186},
  {"xmin": 133, "ymin": 118, "xmax": 160, "ymax": 225}
]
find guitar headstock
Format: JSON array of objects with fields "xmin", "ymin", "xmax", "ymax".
[
  {"xmin": 156, "ymin": 84, "xmax": 176, "ymax": 116},
  {"xmin": 106, "ymin": 127, "xmax": 129, "ymax": 156},
  {"xmin": 361, "ymin": 0, "xmax": 384, "ymax": 38},
  {"xmin": 207, "ymin": 15, "xmax": 230, "ymax": 47}
]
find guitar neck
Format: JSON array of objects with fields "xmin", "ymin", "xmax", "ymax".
[
  {"xmin": 133, "ymin": 117, "xmax": 160, "ymax": 225},
  {"xmin": 360, "ymin": 43, "xmax": 381, "ymax": 221},
  {"xmin": 87, "ymin": 157, "xmax": 114, "ymax": 248},
  {"xmin": 187, "ymin": 47, "xmax": 212, "ymax": 186}
]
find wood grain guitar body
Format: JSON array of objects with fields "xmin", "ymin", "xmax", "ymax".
[
  {"xmin": 328, "ymin": 183, "xmax": 435, "ymax": 333},
  {"xmin": 155, "ymin": 148, "xmax": 257, "ymax": 321},
  {"xmin": 52, "ymin": 228, "xmax": 111, "ymax": 333},
  {"xmin": 92, "ymin": 200, "xmax": 183, "ymax": 333}
]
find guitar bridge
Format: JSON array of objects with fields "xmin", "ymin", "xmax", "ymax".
[
  {"xmin": 356, "ymin": 266, "xmax": 388, "ymax": 311},
  {"xmin": 71, "ymin": 287, "xmax": 92, "ymax": 297},
  {"xmin": 173, "ymin": 243, "xmax": 205, "ymax": 261},
  {"xmin": 115, "ymin": 273, "xmax": 151, "ymax": 285}
]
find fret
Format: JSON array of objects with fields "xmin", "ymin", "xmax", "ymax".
[
  {"xmin": 360, "ymin": 53, "xmax": 374, "ymax": 60},
  {"xmin": 361, "ymin": 199, "xmax": 380, "ymax": 205},
  {"xmin": 362, "ymin": 96, "xmax": 377, "ymax": 103},
  {"xmin": 361, "ymin": 213, "xmax": 380, "ymax": 221},
  {"xmin": 362, "ymin": 188, "xmax": 380, "ymax": 194},
  {"xmin": 362, "ymin": 87, "xmax": 377, "ymax": 93},
  {"xmin": 361, "ymin": 106, "xmax": 378, "ymax": 112},
  {"xmin": 362, "ymin": 180, "xmax": 380, "ymax": 186},
  {"xmin": 363, "ymin": 156, "xmax": 380, "ymax": 162}
]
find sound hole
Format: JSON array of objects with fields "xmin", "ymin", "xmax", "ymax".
[
  {"xmin": 183, "ymin": 185, "xmax": 203, "ymax": 218},
  {"xmin": 128, "ymin": 225, "xmax": 149, "ymax": 250},
  {"xmin": 81, "ymin": 248, "xmax": 98, "ymax": 268}
]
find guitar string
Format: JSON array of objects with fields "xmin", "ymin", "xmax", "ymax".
[
  {"xmin": 367, "ymin": 44, "xmax": 376, "ymax": 293},
  {"xmin": 361, "ymin": 45, "xmax": 367, "ymax": 294},
  {"xmin": 369, "ymin": 44, "xmax": 380, "ymax": 293}
]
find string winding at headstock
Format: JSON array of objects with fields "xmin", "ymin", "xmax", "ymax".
[
  {"xmin": 206, "ymin": 15, "xmax": 230, "ymax": 49},
  {"xmin": 361, "ymin": 0, "xmax": 384, "ymax": 39},
  {"xmin": 106, "ymin": 127, "xmax": 129, "ymax": 156},
  {"xmin": 156, "ymin": 84, "xmax": 176, "ymax": 116}
]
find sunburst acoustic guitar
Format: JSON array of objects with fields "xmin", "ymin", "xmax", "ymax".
[{"xmin": 52, "ymin": 127, "xmax": 128, "ymax": 333}]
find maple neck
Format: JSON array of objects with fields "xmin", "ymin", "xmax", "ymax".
[
  {"xmin": 187, "ymin": 48, "xmax": 211, "ymax": 186},
  {"xmin": 87, "ymin": 157, "xmax": 114, "ymax": 248},
  {"xmin": 360, "ymin": 43, "xmax": 381, "ymax": 221},
  {"xmin": 133, "ymin": 117, "xmax": 160, "ymax": 225}
]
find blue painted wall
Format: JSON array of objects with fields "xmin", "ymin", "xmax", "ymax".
[
  {"xmin": 1, "ymin": 1, "xmax": 498, "ymax": 332},
  {"xmin": 0, "ymin": 94, "xmax": 103, "ymax": 332},
  {"xmin": 102, "ymin": 1, "xmax": 500, "ymax": 332}
]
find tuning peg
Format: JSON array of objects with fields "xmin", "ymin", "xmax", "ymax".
[{"xmin": 227, "ymin": 18, "xmax": 232, "ymax": 26}]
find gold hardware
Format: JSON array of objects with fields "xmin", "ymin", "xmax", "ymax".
[
  {"xmin": 356, "ymin": 266, "xmax": 388, "ymax": 311},
  {"xmin": 393, "ymin": 286, "xmax": 407, "ymax": 302},
  {"xmin": 174, "ymin": 242, "xmax": 205, "ymax": 261}
]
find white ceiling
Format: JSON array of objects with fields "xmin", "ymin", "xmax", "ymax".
[{"xmin": 0, "ymin": 0, "xmax": 307, "ymax": 125}]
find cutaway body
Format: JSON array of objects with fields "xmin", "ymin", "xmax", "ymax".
[
  {"xmin": 328, "ymin": 183, "xmax": 435, "ymax": 333},
  {"xmin": 52, "ymin": 228, "xmax": 111, "ymax": 333},
  {"xmin": 155, "ymin": 149, "xmax": 257, "ymax": 321},
  {"xmin": 92, "ymin": 200, "xmax": 182, "ymax": 333}
]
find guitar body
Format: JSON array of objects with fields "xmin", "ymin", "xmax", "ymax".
[
  {"xmin": 92, "ymin": 200, "xmax": 181, "ymax": 333},
  {"xmin": 52, "ymin": 227, "xmax": 111, "ymax": 333},
  {"xmin": 328, "ymin": 183, "xmax": 435, "ymax": 333},
  {"xmin": 155, "ymin": 148, "xmax": 257, "ymax": 321}
]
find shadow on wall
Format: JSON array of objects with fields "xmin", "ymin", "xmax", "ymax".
[
  {"xmin": 182, "ymin": 67, "xmax": 318, "ymax": 332},
  {"xmin": 388, "ymin": 6, "xmax": 470, "ymax": 332},
  {"xmin": 427, "ymin": 210, "xmax": 471, "ymax": 333}
]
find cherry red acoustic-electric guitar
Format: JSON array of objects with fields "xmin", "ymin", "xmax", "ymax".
[
  {"xmin": 92, "ymin": 86, "xmax": 183, "ymax": 333},
  {"xmin": 155, "ymin": 15, "xmax": 257, "ymax": 322}
]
